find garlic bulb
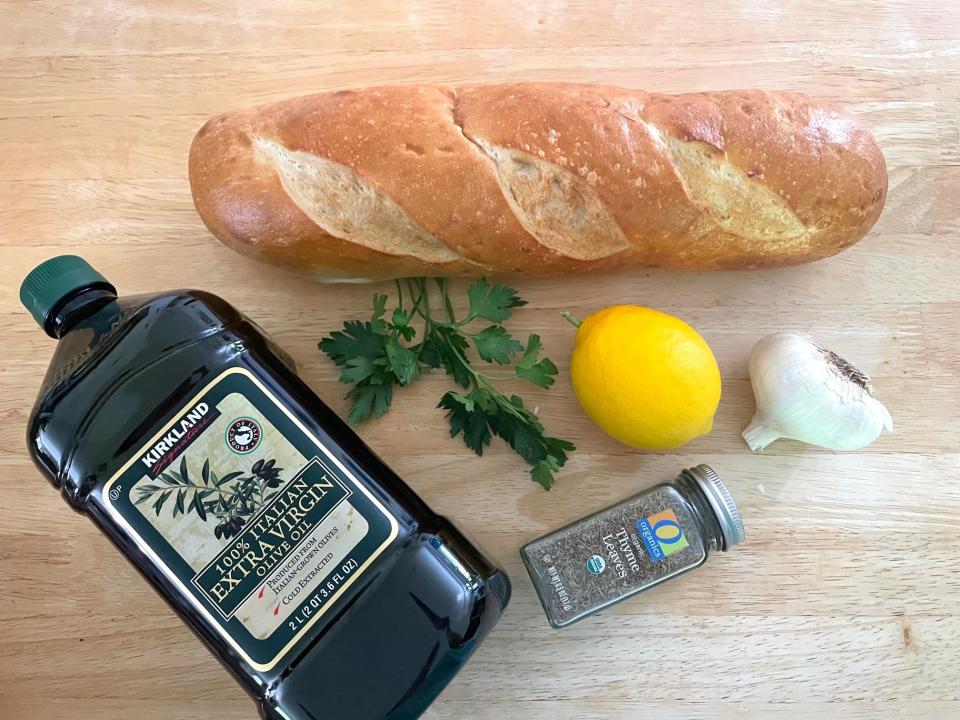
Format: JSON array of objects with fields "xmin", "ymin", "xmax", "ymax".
[{"xmin": 742, "ymin": 332, "xmax": 893, "ymax": 452}]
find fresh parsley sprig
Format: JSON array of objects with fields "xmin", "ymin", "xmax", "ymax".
[{"xmin": 319, "ymin": 278, "xmax": 574, "ymax": 490}]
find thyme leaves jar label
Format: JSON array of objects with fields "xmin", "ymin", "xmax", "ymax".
[
  {"xmin": 521, "ymin": 465, "xmax": 743, "ymax": 628},
  {"xmin": 103, "ymin": 367, "xmax": 399, "ymax": 671}
]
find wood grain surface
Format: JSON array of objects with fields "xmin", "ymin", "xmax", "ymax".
[{"xmin": 1, "ymin": 1, "xmax": 959, "ymax": 718}]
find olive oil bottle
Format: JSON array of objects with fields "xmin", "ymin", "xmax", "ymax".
[{"xmin": 22, "ymin": 256, "xmax": 510, "ymax": 720}]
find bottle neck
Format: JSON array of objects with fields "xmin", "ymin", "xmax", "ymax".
[
  {"xmin": 46, "ymin": 284, "xmax": 117, "ymax": 338},
  {"xmin": 674, "ymin": 471, "xmax": 727, "ymax": 552}
]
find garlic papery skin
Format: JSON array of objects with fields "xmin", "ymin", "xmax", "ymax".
[{"xmin": 742, "ymin": 332, "xmax": 893, "ymax": 452}]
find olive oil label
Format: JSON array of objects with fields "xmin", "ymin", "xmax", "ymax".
[{"xmin": 103, "ymin": 368, "xmax": 398, "ymax": 671}]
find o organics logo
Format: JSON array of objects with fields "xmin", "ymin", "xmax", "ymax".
[
  {"xmin": 226, "ymin": 417, "xmax": 262, "ymax": 454},
  {"xmin": 637, "ymin": 508, "xmax": 689, "ymax": 561},
  {"xmin": 586, "ymin": 554, "xmax": 606, "ymax": 574}
]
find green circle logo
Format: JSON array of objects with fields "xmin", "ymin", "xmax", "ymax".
[{"xmin": 586, "ymin": 555, "xmax": 606, "ymax": 574}]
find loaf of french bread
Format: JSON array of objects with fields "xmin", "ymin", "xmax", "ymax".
[{"xmin": 189, "ymin": 84, "xmax": 887, "ymax": 281}]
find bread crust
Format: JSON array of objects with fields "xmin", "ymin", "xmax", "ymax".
[{"xmin": 189, "ymin": 84, "xmax": 887, "ymax": 281}]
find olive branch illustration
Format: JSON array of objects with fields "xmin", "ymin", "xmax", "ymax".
[{"xmin": 134, "ymin": 456, "xmax": 284, "ymax": 540}]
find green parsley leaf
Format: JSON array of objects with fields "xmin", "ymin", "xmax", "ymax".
[
  {"xmin": 427, "ymin": 328, "xmax": 473, "ymax": 387},
  {"xmin": 467, "ymin": 278, "xmax": 527, "ymax": 323},
  {"xmin": 544, "ymin": 435, "xmax": 576, "ymax": 463},
  {"xmin": 346, "ymin": 383, "xmax": 393, "ymax": 424},
  {"xmin": 319, "ymin": 320, "xmax": 387, "ymax": 368},
  {"xmin": 391, "ymin": 308, "xmax": 416, "ymax": 341},
  {"xmin": 515, "ymin": 333, "xmax": 559, "ymax": 388},
  {"xmin": 530, "ymin": 458, "xmax": 560, "ymax": 491},
  {"xmin": 418, "ymin": 335, "xmax": 441, "ymax": 369},
  {"xmin": 372, "ymin": 293, "xmax": 388, "ymax": 319},
  {"xmin": 472, "ymin": 325, "xmax": 524, "ymax": 365},
  {"xmin": 493, "ymin": 402, "xmax": 547, "ymax": 464},
  {"xmin": 385, "ymin": 336, "xmax": 419, "ymax": 385},
  {"xmin": 470, "ymin": 386, "xmax": 497, "ymax": 413},
  {"xmin": 341, "ymin": 355, "xmax": 378, "ymax": 384},
  {"xmin": 438, "ymin": 391, "xmax": 493, "ymax": 455}
]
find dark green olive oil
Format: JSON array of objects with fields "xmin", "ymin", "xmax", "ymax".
[{"xmin": 23, "ymin": 256, "xmax": 510, "ymax": 720}]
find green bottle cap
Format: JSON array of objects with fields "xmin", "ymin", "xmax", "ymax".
[{"xmin": 20, "ymin": 255, "xmax": 115, "ymax": 331}]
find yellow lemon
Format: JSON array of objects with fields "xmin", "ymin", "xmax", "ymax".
[{"xmin": 569, "ymin": 305, "xmax": 721, "ymax": 450}]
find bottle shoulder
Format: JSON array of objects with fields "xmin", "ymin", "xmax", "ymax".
[
  {"xmin": 27, "ymin": 288, "xmax": 430, "ymax": 524},
  {"xmin": 33, "ymin": 290, "xmax": 234, "ymax": 395},
  {"xmin": 27, "ymin": 290, "xmax": 257, "ymax": 496}
]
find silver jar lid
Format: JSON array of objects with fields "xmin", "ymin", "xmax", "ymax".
[{"xmin": 687, "ymin": 464, "xmax": 745, "ymax": 550}]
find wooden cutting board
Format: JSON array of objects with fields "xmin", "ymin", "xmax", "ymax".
[{"xmin": 1, "ymin": 1, "xmax": 958, "ymax": 718}]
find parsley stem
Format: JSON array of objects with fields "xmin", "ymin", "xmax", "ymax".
[
  {"xmin": 488, "ymin": 383, "xmax": 535, "ymax": 422},
  {"xmin": 419, "ymin": 278, "xmax": 433, "ymax": 324},
  {"xmin": 444, "ymin": 338, "xmax": 480, "ymax": 385},
  {"xmin": 438, "ymin": 278, "xmax": 456, "ymax": 324},
  {"xmin": 394, "ymin": 279, "xmax": 404, "ymax": 311},
  {"xmin": 455, "ymin": 312, "xmax": 477, "ymax": 328},
  {"xmin": 405, "ymin": 278, "xmax": 430, "ymax": 324},
  {"xmin": 443, "ymin": 342, "xmax": 533, "ymax": 423},
  {"xmin": 562, "ymin": 311, "xmax": 582, "ymax": 328}
]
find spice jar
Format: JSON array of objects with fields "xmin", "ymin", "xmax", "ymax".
[{"xmin": 521, "ymin": 464, "xmax": 743, "ymax": 627}]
